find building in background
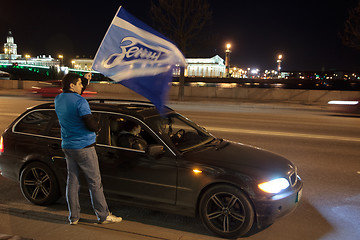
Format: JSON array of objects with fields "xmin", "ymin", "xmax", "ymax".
[
  {"xmin": 71, "ymin": 55, "xmax": 227, "ymax": 78},
  {"xmin": 0, "ymin": 30, "xmax": 21, "ymax": 60},
  {"xmin": 3, "ymin": 30, "xmax": 359, "ymax": 82},
  {"xmin": 0, "ymin": 31, "xmax": 59, "ymax": 67},
  {"xmin": 185, "ymin": 55, "xmax": 225, "ymax": 77},
  {"xmin": 71, "ymin": 58, "xmax": 93, "ymax": 70}
]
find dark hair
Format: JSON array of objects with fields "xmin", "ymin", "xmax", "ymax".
[
  {"xmin": 62, "ymin": 73, "xmax": 81, "ymax": 91},
  {"xmin": 122, "ymin": 120, "xmax": 139, "ymax": 132}
]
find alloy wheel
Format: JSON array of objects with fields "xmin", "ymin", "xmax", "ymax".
[
  {"xmin": 23, "ymin": 167, "xmax": 51, "ymax": 201},
  {"xmin": 205, "ymin": 192, "xmax": 246, "ymax": 233},
  {"xmin": 199, "ymin": 185, "xmax": 254, "ymax": 238},
  {"xmin": 20, "ymin": 162, "xmax": 60, "ymax": 205}
]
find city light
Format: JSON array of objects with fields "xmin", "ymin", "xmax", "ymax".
[
  {"xmin": 58, "ymin": 54, "xmax": 63, "ymax": 66},
  {"xmin": 277, "ymin": 54, "xmax": 283, "ymax": 76},
  {"xmin": 2, "ymin": 30, "xmax": 360, "ymax": 83},
  {"xmin": 25, "ymin": 54, "xmax": 30, "ymax": 64}
]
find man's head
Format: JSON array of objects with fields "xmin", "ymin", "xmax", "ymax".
[
  {"xmin": 123, "ymin": 121, "xmax": 141, "ymax": 135},
  {"xmin": 62, "ymin": 73, "xmax": 83, "ymax": 94}
]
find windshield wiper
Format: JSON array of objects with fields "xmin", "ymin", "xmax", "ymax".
[{"xmin": 216, "ymin": 140, "xmax": 229, "ymax": 151}]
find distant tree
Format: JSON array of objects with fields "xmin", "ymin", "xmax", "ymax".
[
  {"xmin": 150, "ymin": 0, "xmax": 212, "ymax": 100},
  {"xmin": 150, "ymin": 0, "xmax": 212, "ymax": 55},
  {"xmin": 341, "ymin": 1, "xmax": 360, "ymax": 50}
]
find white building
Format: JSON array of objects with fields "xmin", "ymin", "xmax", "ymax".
[
  {"xmin": 0, "ymin": 31, "xmax": 59, "ymax": 67},
  {"xmin": 71, "ymin": 58, "xmax": 93, "ymax": 70},
  {"xmin": 71, "ymin": 55, "xmax": 227, "ymax": 78},
  {"xmin": 0, "ymin": 54, "xmax": 60, "ymax": 68},
  {"xmin": 0, "ymin": 30, "xmax": 21, "ymax": 60},
  {"xmin": 185, "ymin": 55, "xmax": 226, "ymax": 78}
]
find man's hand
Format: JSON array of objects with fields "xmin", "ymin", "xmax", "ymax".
[{"xmin": 84, "ymin": 72, "xmax": 92, "ymax": 85}]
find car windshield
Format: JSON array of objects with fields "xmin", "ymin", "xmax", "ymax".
[{"xmin": 147, "ymin": 113, "xmax": 215, "ymax": 152}]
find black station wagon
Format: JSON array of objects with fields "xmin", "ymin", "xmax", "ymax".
[{"xmin": 0, "ymin": 99, "xmax": 303, "ymax": 238}]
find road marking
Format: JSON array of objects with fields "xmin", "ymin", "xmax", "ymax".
[
  {"xmin": 0, "ymin": 112, "xmax": 19, "ymax": 117},
  {"xmin": 208, "ymin": 126, "xmax": 360, "ymax": 142}
]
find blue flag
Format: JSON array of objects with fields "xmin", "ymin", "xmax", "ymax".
[{"xmin": 92, "ymin": 6, "xmax": 186, "ymax": 113}]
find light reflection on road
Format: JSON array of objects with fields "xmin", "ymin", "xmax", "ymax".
[{"xmin": 207, "ymin": 126, "xmax": 360, "ymax": 142}]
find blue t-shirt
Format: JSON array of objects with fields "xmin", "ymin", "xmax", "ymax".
[{"xmin": 54, "ymin": 92, "xmax": 96, "ymax": 149}]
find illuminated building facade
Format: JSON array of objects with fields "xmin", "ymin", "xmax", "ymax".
[
  {"xmin": 0, "ymin": 31, "xmax": 59, "ymax": 67},
  {"xmin": 185, "ymin": 55, "xmax": 226, "ymax": 77},
  {"xmin": 71, "ymin": 55, "xmax": 227, "ymax": 78},
  {"xmin": 71, "ymin": 58, "xmax": 93, "ymax": 70},
  {"xmin": 0, "ymin": 30, "xmax": 21, "ymax": 60}
]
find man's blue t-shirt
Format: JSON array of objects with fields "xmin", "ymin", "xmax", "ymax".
[{"xmin": 54, "ymin": 92, "xmax": 96, "ymax": 149}]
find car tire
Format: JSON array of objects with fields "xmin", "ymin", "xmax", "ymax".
[
  {"xmin": 199, "ymin": 184, "xmax": 255, "ymax": 238},
  {"xmin": 20, "ymin": 162, "xmax": 60, "ymax": 205}
]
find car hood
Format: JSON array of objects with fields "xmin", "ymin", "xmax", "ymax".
[{"xmin": 183, "ymin": 139, "xmax": 295, "ymax": 180}]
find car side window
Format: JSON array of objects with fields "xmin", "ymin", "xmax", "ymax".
[
  {"xmin": 154, "ymin": 114, "xmax": 213, "ymax": 152},
  {"xmin": 47, "ymin": 111, "xmax": 100, "ymax": 140},
  {"xmin": 14, "ymin": 110, "xmax": 53, "ymax": 135},
  {"xmin": 48, "ymin": 117, "xmax": 61, "ymax": 138},
  {"xmin": 107, "ymin": 115, "xmax": 157, "ymax": 150}
]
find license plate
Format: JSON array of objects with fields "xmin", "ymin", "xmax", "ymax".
[{"xmin": 295, "ymin": 189, "xmax": 303, "ymax": 203}]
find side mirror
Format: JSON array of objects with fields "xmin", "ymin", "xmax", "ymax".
[{"xmin": 146, "ymin": 144, "xmax": 164, "ymax": 157}]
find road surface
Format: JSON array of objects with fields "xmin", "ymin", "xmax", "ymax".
[{"xmin": 0, "ymin": 96, "xmax": 359, "ymax": 240}]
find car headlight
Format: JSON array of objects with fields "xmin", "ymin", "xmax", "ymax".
[{"xmin": 258, "ymin": 178, "xmax": 290, "ymax": 194}]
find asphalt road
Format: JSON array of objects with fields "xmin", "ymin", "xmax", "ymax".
[{"xmin": 0, "ymin": 96, "xmax": 359, "ymax": 240}]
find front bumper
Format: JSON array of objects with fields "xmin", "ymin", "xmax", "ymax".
[{"xmin": 253, "ymin": 178, "xmax": 303, "ymax": 229}]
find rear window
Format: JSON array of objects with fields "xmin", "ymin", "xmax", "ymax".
[
  {"xmin": 48, "ymin": 117, "xmax": 61, "ymax": 138},
  {"xmin": 14, "ymin": 110, "xmax": 53, "ymax": 135}
]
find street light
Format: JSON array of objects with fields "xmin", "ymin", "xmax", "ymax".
[
  {"xmin": 225, "ymin": 43, "xmax": 231, "ymax": 77},
  {"xmin": 25, "ymin": 54, "xmax": 30, "ymax": 64},
  {"xmin": 58, "ymin": 54, "xmax": 63, "ymax": 66},
  {"xmin": 277, "ymin": 54, "xmax": 283, "ymax": 77}
]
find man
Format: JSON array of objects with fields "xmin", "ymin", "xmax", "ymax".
[
  {"xmin": 117, "ymin": 120, "xmax": 147, "ymax": 150},
  {"xmin": 55, "ymin": 73, "xmax": 122, "ymax": 225}
]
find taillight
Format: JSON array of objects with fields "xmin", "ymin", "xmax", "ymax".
[{"xmin": 0, "ymin": 136, "xmax": 4, "ymax": 153}]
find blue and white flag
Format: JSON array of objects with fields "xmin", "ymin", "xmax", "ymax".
[{"xmin": 92, "ymin": 6, "xmax": 186, "ymax": 113}]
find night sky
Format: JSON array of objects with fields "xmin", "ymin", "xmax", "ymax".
[{"xmin": 1, "ymin": 0, "xmax": 360, "ymax": 71}]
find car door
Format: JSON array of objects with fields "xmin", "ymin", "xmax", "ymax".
[
  {"xmin": 96, "ymin": 113, "xmax": 178, "ymax": 205},
  {"xmin": 46, "ymin": 112, "xmax": 67, "ymax": 185},
  {"xmin": 47, "ymin": 111, "xmax": 103, "ymax": 193}
]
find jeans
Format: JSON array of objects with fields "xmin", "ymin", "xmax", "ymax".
[{"xmin": 63, "ymin": 146, "xmax": 109, "ymax": 222}]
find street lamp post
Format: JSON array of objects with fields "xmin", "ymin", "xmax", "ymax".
[
  {"xmin": 25, "ymin": 54, "xmax": 30, "ymax": 64},
  {"xmin": 58, "ymin": 54, "xmax": 63, "ymax": 67},
  {"xmin": 277, "ymin": 54, "xmax": 283, "ymax": 78},
  {"xmin": 225, "ymin": 43, "xmax": 231, "ymax": 77}
]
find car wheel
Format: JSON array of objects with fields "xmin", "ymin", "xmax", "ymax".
[
  {"xmin": 199, "ymin": 184, "xmax": 255, "ymax": 238},
  {"xmin": 20, "ymin": 162, "xmax": 60, "ymax": 205}
]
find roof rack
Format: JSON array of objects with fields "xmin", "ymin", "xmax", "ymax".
[
  {"xmin": 87, "ymin": 99, "xmax": 174, "ymax": 112},
  {"xmin": 87, "ymin": 99, "xmax": 154, "ymax": 106}
]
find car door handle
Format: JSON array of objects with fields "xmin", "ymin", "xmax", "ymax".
[{"xmin": 52, "ymin": 156, "xmax": 65, "ymax": 161}]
